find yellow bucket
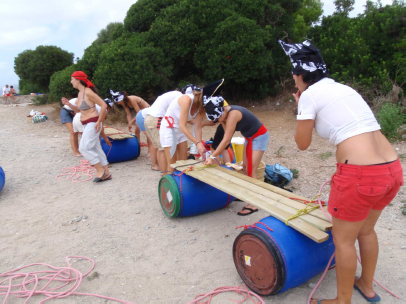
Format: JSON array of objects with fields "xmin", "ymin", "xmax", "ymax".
[{"xmin": 231, "ymin": 137, "xmax": 245, "ymax": 163}]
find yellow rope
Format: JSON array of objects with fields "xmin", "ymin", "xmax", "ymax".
[{"xmin": 284, "ymin": 194, "xmax": 322, "ymax": 225}]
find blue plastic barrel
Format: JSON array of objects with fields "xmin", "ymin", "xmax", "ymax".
[
  {"xmin": 101, "ymin": 136, "xmax": 140, "ymax": 163},
  {"xmin": 158, "ymin": 172, "xmax": 234, "ymax": 217},
  {"xmin": 0, "ymin": 166, "xmax": 5, "ymax": 192},
  {"xmin": 233, "ymin": 215, "xmax": 335, "ymax": 295}
]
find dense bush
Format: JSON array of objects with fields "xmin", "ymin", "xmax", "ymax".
[
  {"xmin": 49, "ymin": 64, "xmax": 80, "ymax": 101},
  {"xmin": 377, "ymin": 103, "xmax": 405, "ymax": 141},
  {"xmin": 15, "ymin": 46, "xmax": 73, "ymax": 93}
]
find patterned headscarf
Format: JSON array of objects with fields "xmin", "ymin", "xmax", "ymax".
[
  {"xmin": 71, "ymin": 71, "xmax": 95, "ymax": 88},
  {"xmin": 278, "ymin": 39, "xmax": 327, "ymax": 74},
  {"xmin": 103, "ymin": 98, "xmax": 114, "ymax": 108},
  {"xmin": 110, "ymin": 89, "xmax": 124, "ymax": 103},
  {"xmin": 203, "ymin": 96, "xmax": 225, "ymax": 121},
  {"xmin": 181, "ymin": 84, "xmax": 202, "ymax": 95}
]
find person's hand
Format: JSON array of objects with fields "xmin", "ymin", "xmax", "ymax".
[
  {"xmin": 196, "ymin": 142, "xmax": 206, "ymax": 155},
  {"xmin": 292, "ymin": 89, "xmax": 301, "ymax": 105},
  {"xmin": 105, "ymin": 138, "xmax": 112, "ymax": 146},
  {"xmin": 204, "ymin": 157, "xmax": 214, "ymax": 166},
  {"xmin": 95, "ymin": 121, "xmax": 101, "ymax": 132},
  {"xmin": 128, "ymin": 124, "xmax": 132, "ymax": 132},
  {"xmin": 61, "ymin": 97, "xmax": 69, "ymax": 105}
]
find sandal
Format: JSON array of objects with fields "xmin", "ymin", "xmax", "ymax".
[
  {"xmin": 354, "ymin": 277, "xmax": 381, "ymax": 302},
  {"xmin": 237, "ymin": 207, "xmax": 258, "ymax": 216}
]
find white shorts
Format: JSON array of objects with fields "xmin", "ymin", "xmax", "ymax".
[
  {"xmin": 159, "ymin": 125, "xmax": 188, "ymax": 148},
  {"xmin": 73, "ymin": 113, "xmax": 83, "ymax": 133}
]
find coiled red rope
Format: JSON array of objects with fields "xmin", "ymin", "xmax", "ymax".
[
  {"xmin": 189, "ymin": 285, "xmax": 264, "ymax": 304},
  {"xmin": 0, "ymin": 256, "xmax": 132, "ymax": 303},
  {"xmin": 55, "ymin": 160, "xmax": 96, "ymax": 183}
]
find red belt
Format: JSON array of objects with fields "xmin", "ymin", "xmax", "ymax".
[
  {"xmin": 244, "ymin": 124, "xmax": 267, "ymax": 177},
  {"xmin": 81, "ymin": 116, "xmax": 99, "ymax": 125}
]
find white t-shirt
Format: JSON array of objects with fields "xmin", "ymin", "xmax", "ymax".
[
  {"xmin": 3, "ymin": 87, "xmax": 10, "ymax": 95},
  {"xmin": 297, "ymin": 78, "xmax": 380, "ymax": 146},
  {"xmin": 63, "ymin": 98, "xmax": 77, "ymax": 111},
  {"xmin": 161, "ymin": 93, "xmax": 199, "ymax": 129},
  {"xmin": 148, "ymin": 91, "xmax": 183, "ymax": 118}
]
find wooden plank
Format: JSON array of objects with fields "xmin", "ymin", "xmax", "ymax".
[
  {"xmin": 176, "ymin": 160, "xmax": 331, "ymax": 225},
  {"xmin": 172, "ymin": 160, "xmax": 329, "ymax": 243},
  {"xmin": 177, "ymin": 161, "xmax": 331, "ymax": 231}
]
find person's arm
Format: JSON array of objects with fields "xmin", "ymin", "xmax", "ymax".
[
  {"xmin": 130, "ymin": 96, "xmax": 142, "ymax": 113},
  {"xmin": 211, "ymin": 112, "xmax": 239, "ymax": 158},
  {"xmin": 100, "ymin": 128, "xmax": 112, "ymax": 146},
  {"xmin": 69, "ymin": 101, "xmax": 80, "ymax": 113},
  {"xmin": 193, "ymin": 112, "xmax": 206, "ymax": 154},
  {"xmin": 124, "ymin": 107, "xmax": 133, "ymax": 132},
  {"xmin": 295, "ymin": 120, "xmax": 314, "ymax": 150},
  {"xmin": 88, "ymin": 91, "xmax": 107, "ymax": 132},
  {"xmin": 178, "ymin": 96, "xmax": 202, "ymax": 148}
]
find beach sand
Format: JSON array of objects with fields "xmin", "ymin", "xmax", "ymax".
[{"xmin": 0, "ymin": 102, "xmax": 404, "ymax": 303}]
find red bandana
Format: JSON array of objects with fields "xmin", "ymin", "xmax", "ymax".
[{"xmin": 71, "ymin": 71, "xmax": 95, "ymax": 88}]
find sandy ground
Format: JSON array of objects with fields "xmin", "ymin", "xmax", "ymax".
[{"xmin": 0, "ymin": 102, "xmax": 404, "ymax": 303}]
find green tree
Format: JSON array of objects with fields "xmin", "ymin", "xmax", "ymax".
[
  {"xmin": 92, "ymin": 22, "xmax": 124, "ymax": 46},
  {"xmin": 49, "ymin": 64, "xmax": 79, "ymax": 102},
  {"xmin": 14, "ymin": 45, "xmax": 73, "ymax": 93},
  {"xmin": 293, "ymin": 0, "xmax": 323, "ymax": 39},
  {"xmin": 334, "ymin": 0, "xmax": 355, "ymax": 15}
]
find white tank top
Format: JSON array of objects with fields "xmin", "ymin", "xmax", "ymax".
[
  {"xmin": 148, "ymin": 91, "xmax": 183, "ymax": 118},
  {"xmin": 297, "ymin": 78, "xmax": 381, "ymax": 146},
  {"xmin": 161, "ymin": 93, "xmax": 199, "ymax": 128}
]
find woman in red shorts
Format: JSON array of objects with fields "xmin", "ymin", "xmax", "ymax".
[{"xmin": 279, "ymin": 39, "xmax": 403, "ymax": 304}]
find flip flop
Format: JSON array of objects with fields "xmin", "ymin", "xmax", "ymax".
[
  {"xmin": 310, "ymin": 299, "xmax": 326, "ymax": 304},
  {"xmin": 237, "ymin": 207, "xmax": 258, "ymax": 216},
  {"xmin": 151, "ymin": 165, "xmax": 160, "ymax": 171},
  {"xmin": 354, "ymin": 280, "xmax": 381, "ymax": 302}
]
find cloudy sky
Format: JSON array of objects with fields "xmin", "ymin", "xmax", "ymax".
[{"xmin": 0, "ymin": 0, "xmax": 394, "ymax": 92}]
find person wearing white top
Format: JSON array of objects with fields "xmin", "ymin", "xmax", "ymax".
[
  {"xmin": 144, "ymin": 90, "xmax": 183, "ymax": 171},
  {"xmin": 3, "ymin": 85, "xmax": 10, "ymax": 104},
  {"xmin": 61, "ymin": 97, "xmax": 82, "ymax": 156},
  {"xmin": 160, "ymin": 86, "xmax": 206, "ymax": 173},
  {"xmin": 279, "ymin": 39, "xmax": 401, "ymax": 304}
]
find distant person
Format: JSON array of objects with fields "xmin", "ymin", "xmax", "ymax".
[
  {"xmin": 9, "ymin": 86, "xmax": 17, "ymax": 103},
  {"xmin": 3, "ymin": 84, "xmax": 10, "ymax": 104},
  {"xmin": 70, "ymin": 71, "xmax": 111, "ymax": 183}
]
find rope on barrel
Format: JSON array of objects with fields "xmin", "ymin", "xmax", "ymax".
[
  {"xmin": 0, "ymin": 256, "xmax": 132, "ymax": 303},
  {"xmin": 189, "ymin": 285, "xmax": 265, "ymax": 304},
  {"xmin": 284, "ymin": 194, "xmax": 324, "ymax": 225}
]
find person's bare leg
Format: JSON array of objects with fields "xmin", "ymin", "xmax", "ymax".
[
  {"xmin": 144, "ymin": 131, "xmax": 159, "ymax": 170},
  {"xmin": 11, "ymin": 95, "xmax": 16, "ymax": 104},
  {"xmin": 157, "ymin": 150, "xmax": 167, "ymax": 172},
  {"xmin": 73, "ymin": 132, "xmax": 82, "ymax": 156},
  {"xmin": 134, "ymin": 124, "xmax": 141, "ymax": 142},
  {"xmin": 4, "ymin": 96, "xmax": 9, "ymax": 105},
  {"xmin": 93, "ymin": 162, "xmax": 105, "ymax": 178},
  {"xmin": 176, "ymin": 141, "xmax": 188, "ymax": 161},
  {"xmin": 163, "ymin": 146, "xmax": 177, "ymax": 173},
  {"xmin": 355, "ymin": 209, "xmax": 382, "ymax": 298},
  {"xmin": 66, "ymin": 123, "xmax": 81, "ymax": 156},
  {"xmin": 239, "ymin": 149, "xmax": 264, "ymax": 215},
  {"xmin": 222, "ymin": 149, "xmax": 231, "ymax": 163}
]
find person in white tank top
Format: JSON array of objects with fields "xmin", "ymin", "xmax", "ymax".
[
  {"xmin": 160, "ymin": 85, "xmax": 206, "ymax": 173},
  {"xmin": 279, "ymin": 39, "xmax": 401, "ymax": 304}
]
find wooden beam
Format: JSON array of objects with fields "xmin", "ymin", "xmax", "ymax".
[{"xmin": 172, "ymin": 160, "xmax": 329, "ymax": 243}]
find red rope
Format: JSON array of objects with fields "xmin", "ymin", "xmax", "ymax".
[
  {"xmin": 189, "ymin": 285, "xmax": 264, "ymax": 304},
  {"xmin": 0, "ymin": 256, "xmax": 132, "ymax": 303},
  {"xmin": 288, "ymin": 197, "xmax": 326, "ymax": 206},
  {"xmin": 55, "ymin": 160, "xmax": 96, "ymax": 183}
]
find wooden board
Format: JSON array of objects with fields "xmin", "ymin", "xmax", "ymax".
[{"xmin": 171, "ymin": 160, "xmax": 330, "ymax": 243}]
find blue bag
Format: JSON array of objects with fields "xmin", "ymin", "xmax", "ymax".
[{"xmin": 264, "ymin": 163, "xmax": 293, "ymax": 188}]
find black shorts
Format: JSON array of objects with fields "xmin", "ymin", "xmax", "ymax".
[{"xmin": 212, "ymin": 124, "xmax": 231, "ymax": 150}]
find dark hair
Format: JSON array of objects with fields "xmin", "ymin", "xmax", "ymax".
[
  {"xmin": 293, "ymin": 53, "xmax": 330, "ymax": 88},
  {"xmin": 10, "ymin": 85, "xmax": 13, "ymax": 88},
  {"xmin": 122, "ymin": 91, "xmax": 130, "ymax": 108},
  {"xmin": 79, "ymin": 80, "xmax": 98, "ymax": 95}
]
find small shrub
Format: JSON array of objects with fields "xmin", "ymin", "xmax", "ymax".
[
  {"xmin": 275, "ymin": 146, "xmax": 284, "ymax": 157},
  {"xmin": 377, "ymin": 103, "xmax": 404, "ymax": 141},
  {"xmin": 290, "ymin": 168, "xmax": 299, "ymax": 179},
  {"xmin": 32, "ymin": 94, "xmax": 50, "ymax": 105}
]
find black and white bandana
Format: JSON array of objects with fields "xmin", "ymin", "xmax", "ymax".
[
  {"xmin": 278, "ymin": 39, "xmax": 327, "ymax": 74},
  {"xmin": 110, "ymin": 89, "xmax": 124, "ymax": 103},
  {"xmin": 203, "ymin": 96, "xmax": 225, "ymax": 121},
  {"xmin": 181, "ymin": 84, "xmax": 202, "ymax": 95},
  {"xmin": 103, "ymin": 98, "xmax": 114, "ymax": 108}
]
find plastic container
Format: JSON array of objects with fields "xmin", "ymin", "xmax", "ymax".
[
  {"xmin": 101, "ymin": 136, "xmax": 140, "ymax": 163},
  {"xmin": 233, "ymin": 215, "xmax": 335, "ymax": 295},
  {"xmin": 158, "ymin": 171, "xmax": 234, "ymax": 217},
  {"xmin": 231, "ymin": 137, "xmax": 245, "ymax": 162},
  {"xmin": 0, "ymin": 166, "xmax": 5, "ymax": 193}
]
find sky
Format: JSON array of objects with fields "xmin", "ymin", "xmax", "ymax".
[{"xmin": 0, "ymin": 0, "xmax": 395, "ymax": 92}]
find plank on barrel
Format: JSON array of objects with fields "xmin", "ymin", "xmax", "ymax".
[
  {"xmin": 172, "ymin": 160, "xmax": 329, "ymax": 243},
  {"xmin": 181, "ymin": 161, "xmax": 331, "ymax": 225}
]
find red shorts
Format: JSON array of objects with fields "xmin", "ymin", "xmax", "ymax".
[
  {"xmin": 328, "ymin": 159, "xmax": 403, "ymax": 222},
  {"xmin": 4, "ymin": 93, "xmax": 10, "ymax": 96}
]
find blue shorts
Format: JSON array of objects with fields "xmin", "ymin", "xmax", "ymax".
[
  {"xmin": 245, "ymin": 131, "xmax": 269, "ymax": 152},
  {"xmin": 136, "ymin": 111, "xmax": 146, "ymax": 131},
  {"xmin": 60, "ymin": 108, "xmax": 73, "ymax": 124}
]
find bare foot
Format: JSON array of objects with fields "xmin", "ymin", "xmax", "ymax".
[
  {"xmin": 74, "ymin": 153, "xmax": 83, "ymax": 157},
  {"xmin": 151, "ymin": 164, "xmax": 160, "ymax": 171}
]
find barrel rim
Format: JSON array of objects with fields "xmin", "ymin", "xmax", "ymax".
[
  {"xmin": 158, "ymin": 175, "xmax": 181, "ymax": 218},
  {"xmin": 233, "ymin": 228, "xmax": 286, "ymax": 296}
]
